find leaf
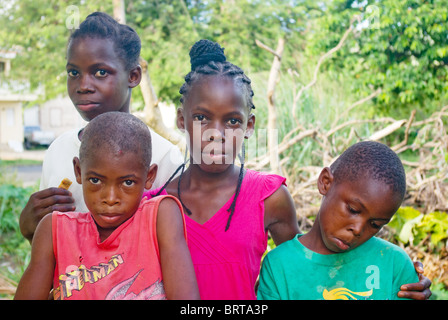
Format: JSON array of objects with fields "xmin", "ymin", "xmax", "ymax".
[{"xmin": 398, "ymin": 214, "xmax": 423, "ymax": 244}]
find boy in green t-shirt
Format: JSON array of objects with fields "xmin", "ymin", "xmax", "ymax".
[{"xmin": 257, "ymin": 141, "xmax": 420, "ymax": 300}]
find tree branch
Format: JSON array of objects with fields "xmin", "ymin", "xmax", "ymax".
[{"xmin": 292, "ymin": 15, "xmax": 361, "ymax": 124}]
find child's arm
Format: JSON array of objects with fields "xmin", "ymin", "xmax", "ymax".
[
  {"xmin": 157, "ymin": 198, "xmax": 200, "ymax": 300},
  {"xmin": 264, "ymin": 185, "xmax": 300, "ymax": 246},
  {"xmin": 14, "ymin": 214, "xmax": 55, "ymax": 299}
]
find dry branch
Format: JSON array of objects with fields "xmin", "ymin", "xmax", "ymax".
[
  {"xmin": 392, "ymin": 109, "xmax": 416, "ymax": 151},
  {"xmin": 292, "ymin": 15, "xmax": 362, "ymax": 124},
  {"xmin": 368, "ymin": 119, "xmax": 407, "ymax": 141}
]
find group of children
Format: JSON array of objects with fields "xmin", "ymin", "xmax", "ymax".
[{"xmin": 14, "ymin": 12, "xmax": 431, "ymax": 300}]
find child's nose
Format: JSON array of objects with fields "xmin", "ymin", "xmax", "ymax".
[
  {"xmin": 102, "ymin": 185, "xmax": 120, "ymax": 206},
  {"xmin": 77, "ymin": 75, "xmax": 95, "ymax": 93},
  {"xmin": 205, "ymin": 123, "xmax": 225, "ymax": 142},
  {"xmin": 349, "ymin": 221, "xmax": 364, "ymax": 237}
]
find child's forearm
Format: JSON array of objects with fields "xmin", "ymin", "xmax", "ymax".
[{"xmin": 14, "ymin": 214, "xmax": 55, "ymax": 300}]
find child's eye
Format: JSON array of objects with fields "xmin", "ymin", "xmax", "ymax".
[
  {"xmin": 94, "ymin": 69, "xmax": 108, "ymax": 78},
  {"xmin": 227, "ymin": 118, "xmax": 242, "ymax": 126},
  {"xmin": 67, "ymin": 70, "xmax": 79, "ymax": 78},
  {"xmin": 89, "ymin": 177, "xmax": 100, "ymax": 184},
  {"xmin": 370, "ymin": 221, "xmax": 383, "ymax": 230},
  {"xmin": 347, "ymin": 205, "xmax": 361, "ymax": 214},
  {"xmin": 193, "ymin": 115, "xmax": 206, "ymax": 121},
  {"xmin": 123, "ymin": 180, "xmax": 135, "ymax": 187}
]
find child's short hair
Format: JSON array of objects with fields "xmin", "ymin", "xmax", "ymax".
[
  {"xmin": 79, "ymin": 112, "xmax": 152, "ymax": 169},
  {"xmin": 330, "ymin": 141, "xmax": 406, "ymax": 200},
  {"xmin": 68, "ymin": 11, "xmax": 141, "ymax": 70}
]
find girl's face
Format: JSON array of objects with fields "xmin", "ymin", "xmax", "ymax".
[
  {"xmin": 313, "ymin": 168, "xmax": 402, "ymax": 255},
  {"xmin": 66, "ymin": 37, "xmax": 141, "ymax": 121},
  {"xmin": 73, "ymin": 148, "xmax": 156, "ymax": 241},
  {"xmin": 177, "ymin": 76, "xmax": 255, "ymax": 173}
]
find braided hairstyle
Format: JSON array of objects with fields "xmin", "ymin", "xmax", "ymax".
[
  {"xmin": 180, "ymin": 39, "xmax": 255, "ymax": 111},
  {"xmin": 156, "ymin": 39, "xmax": 255, "ymax": 231},
  {"xmin": 68, "ymin": 12, "xmax": 141, "ymax": 71}
]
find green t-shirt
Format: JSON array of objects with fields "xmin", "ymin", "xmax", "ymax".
[{"xmin": 257, "ymin": 234, "xmax": 418, "ymax": 300}]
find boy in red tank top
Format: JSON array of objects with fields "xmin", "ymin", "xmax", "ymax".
[{"xmin": 15, "ymin": 112, "xmax": 199, "ymax": 300}]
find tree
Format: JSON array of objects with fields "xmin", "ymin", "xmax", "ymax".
[
  {"xmin": 0, "ymin": 0, "xmax": 113, "ymax": 100},
  {"xmin": 305, "ymin": 0, "xmax": 448, "ymax": 117}
]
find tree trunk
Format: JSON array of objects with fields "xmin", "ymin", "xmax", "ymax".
[
  {"xmin": 256, "ymin": 38, "xmax": 285, "ymax": 174},
  {"xmin": 112, "ymin": 0, "xmax": 184, "ymax": 148},
  {"xmin": 139, "ymin": 58, "xmax": 184, "ymax": 147}
]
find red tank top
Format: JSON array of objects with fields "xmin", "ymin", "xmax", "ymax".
[{"xmin": 52, "ymin": 195, "xmax": 186, "ymax": 300}]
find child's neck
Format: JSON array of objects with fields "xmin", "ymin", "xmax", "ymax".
[
  {"xmin": 185, "ymin": 164, "xmax": 241, "ymax": 190},
  {"xmin": 299, "ymin": 225, "xmax": 335, "ymax": 255}
]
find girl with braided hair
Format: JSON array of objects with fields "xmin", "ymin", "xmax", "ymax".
[{"xmin": 143, "ymin": 39, "xmax": 300, "ymax": 300}]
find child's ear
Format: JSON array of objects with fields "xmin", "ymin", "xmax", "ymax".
[
  {"xmin": 176, "ymin": 107, "xmax": 185, "ymax": 133},
  {"xmin": 317, "ymin": 167, "xmax": 334, "ymax": 196},
  {"xmin": 73, "ymin": 157, "xmax": 82, "ymax": 185},
  {"xmin": 128, "ymin": 65, "xmax": 142, "ymax": 88},
  {"xmin": 144, "ymin": 164, "xmax": 158, "ymax": 190},
  {"xmin": 244, "ymin": 113, "xmax": 256, "ymax": 139}
]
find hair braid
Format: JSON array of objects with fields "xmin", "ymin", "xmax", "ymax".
[
  {"xmin": 179, "ymin": 40, "xmax": 255, "ymax": 111},
  {"xmin": 225, "ymin": 142, "xmax": 246, "ymax": 231}
]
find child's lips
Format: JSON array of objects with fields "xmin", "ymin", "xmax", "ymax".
[
  {"xmin": 99, "ymin": 213, "xmax": 122, "ymax": 224},
  {"xmin": 333, "ymin": 237, "xmax": 351, "ymax": 251},
  {"xmin": 76, "ymin": 101, "xmax": 100, "ymax": 111},
  {"xmin": 202, "ymin": 152, "xmax": 230, "ymax": 163}
]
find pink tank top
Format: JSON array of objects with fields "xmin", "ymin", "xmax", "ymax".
[
  {"xmin": 143, "ymin": 169, "xmax": 286, "ymax": 299},
  {"xmin": 52, "ymin": 195, "xmax": 186, "ymax": 300}
]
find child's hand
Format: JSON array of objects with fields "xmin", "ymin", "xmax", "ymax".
[
  {"xmin": 20, "ymin": 188, "xmax": 75, "ymax": 242},
  {"xmin": 397, "ymin": 261, "xmax": 432, "ymax": 300}
]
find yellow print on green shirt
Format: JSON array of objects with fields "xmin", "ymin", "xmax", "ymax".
[
  {"xmin": 323, "ymin": 287, "xmax": 373, "ymax": 300},
  {"xmin": 53, "ymin": 254, "xmax": 124, "ymax": 300}
]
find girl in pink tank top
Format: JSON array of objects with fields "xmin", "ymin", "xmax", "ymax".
[
  {"xmin": 143, "ymin": 40, "xmax": 300, "ymax": 300},
  {"xmin": 15, "ymin": 113, "xmax": 199, "ymax": 300}
]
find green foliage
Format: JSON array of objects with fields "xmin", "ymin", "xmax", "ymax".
[
  {"xmin": 0, "ymin": 170, "xmax": 34, "ymax": 283},
  {"xmin": 1, "ymin": 0, "xmax": 446, "ymax": 117},
  {"xmin": 0, "ymin": 0, "xmax": 113, "ymax": 103},
  {"xmin": 430, "ymin": 282, "xmax": 448, "ymax": 300},
  {"xmin": 306, "ymin": 0, "xmax": 448, "ymax": 118},
  {"xmin": 388, "ymin": 207, "xmax": 448, "ymax": 252}
]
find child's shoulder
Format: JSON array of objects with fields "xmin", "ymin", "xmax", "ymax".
[
  {"xmin": 366, "ymin": 236, "xmax": 412, "ymax": 262},
  {"xmin": 265, "ymin": 234, "xmax": 300, "ymax": 259},
  {"xmin": 246, "ymin": 169, "xmax": 285, "ymax": 181},
  {"xmin": 54, "ymin": 210, "xmax": 91, "ymax": 223},
  {"xmin": 244, "ymin": 169, "xmax": 286, "ymax": 193},
  {"xmin": 49, "ymin": 128, "xmax": 81, "ymax": 147}
]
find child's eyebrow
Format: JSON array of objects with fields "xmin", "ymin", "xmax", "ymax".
[
  {"xmin": 65, "ymin": 62, "xmax": 114, "ymax": 70},
  {"xmin": 192, "ymin": 106, "xmax": 212, "ymax": 114},
  {"xmin": 88, "ymin": 62, "xmax": 114, "ymax": 70},
  {"xmin": 350, "ymin": 198, "xmax": 367, "ymax": 210},
  {"xmin": 119, "ymin": 174, "xmax": 139, "ymax": 180},
  {"xmin": 224, "ymin": 110, "xmax": 245, "ymax": 117},
  {"xmin": 66, "ymin": 62, "xmax": 78, "ymax": 69},
  {"xmin": 86, "ymin": 170, "xmax": 106, "ymax": 178}
]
